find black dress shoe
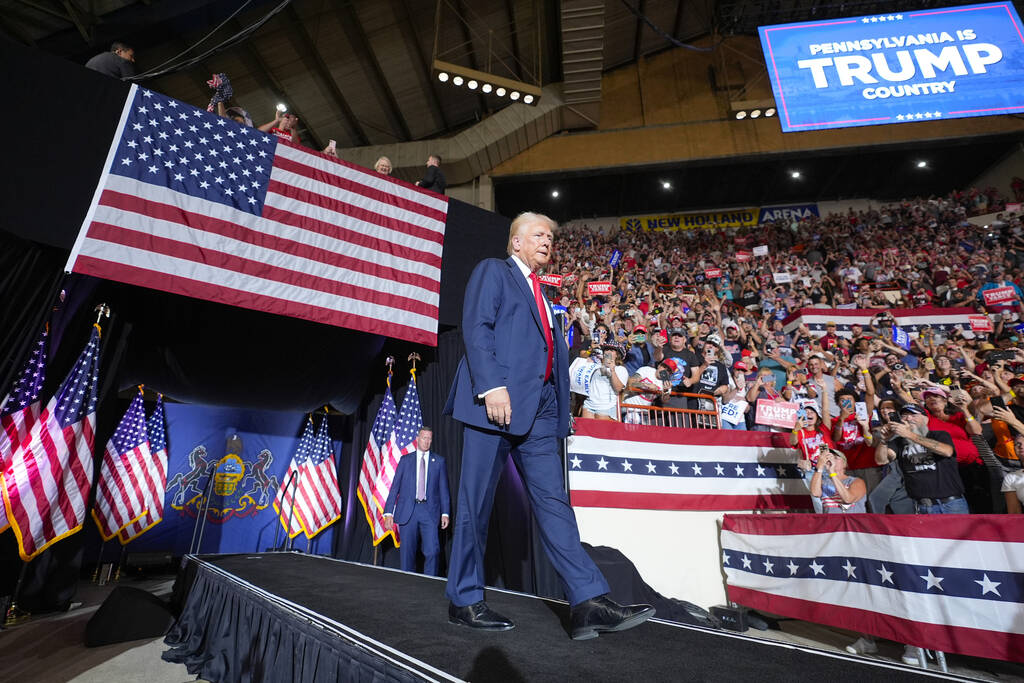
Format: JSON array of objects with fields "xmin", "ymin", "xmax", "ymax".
[
  {"xmin": 448, "ymin": 601, "xmax": 515, "ymax": 631},
  {"xmin": 570, "ymin": 595, "xmax": 655, "ymax": 640}
]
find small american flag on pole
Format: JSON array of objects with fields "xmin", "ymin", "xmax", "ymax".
[
  {"xmin": 118, "ymin": 395, "xmax": 168, "ymax": 544},
  {"xmin": 66, "ymin": 86, "xmax": 447, "ymax": 345},
  {"xmin": 2, "ymin": 325, "xmax": 101, "ymax": 561},
  {"xmin": 297, "ymin": 416, "xmax": 342, "ymax": 538},
  {"xmin": 372, "ymin": 372, "xmax": 424, "ymax": 530},
  {"xmin": 93, "ymin": 389, "xmax": 153, "ymax": 540},
  {"xmin": 358, "ymin": 385, "xmax": 398, "ymax": 546},
  {"xmin": 274, "ymin": 416, "xmax": 315, "ymax": 539},
  {"xmin": 0, "ymin": 329, "xmax": 48, "ymax": 533}
]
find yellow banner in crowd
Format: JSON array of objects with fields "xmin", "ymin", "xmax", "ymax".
[{"xmin": 620, "ymin": 208, "xmax": 758, "ymax": 232}]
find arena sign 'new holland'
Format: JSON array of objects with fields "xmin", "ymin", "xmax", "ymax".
[{"xmin": 758, "ymin": 2, "xmax": 1024, "ymax": 132}]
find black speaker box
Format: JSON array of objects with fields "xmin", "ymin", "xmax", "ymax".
[
  {"xmin": 84, "ymin": 586, "xmax": 174, "ymax": 647},
  {"xmin": 710, "ymin": 604, "xmax": 749, "ymax": 632}
]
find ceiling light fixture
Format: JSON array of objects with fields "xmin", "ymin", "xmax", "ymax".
[
  {"xmin": 431, "ymin": 59, "xmax": 542, "ymax": 106},
  {"xmin": 917, "ymin": 160, "xmax": 928, "ymax": 168},
  {"xmin": 765, "ymin": 108, "xmax": 776, "ymax": 117},
  {"xmin": 551, "ymin": 189, "xmax": 560, "ymax": 198},
  {"xmin": 791, "ymin": 170, "xmax": 802, "ymax": 179},
  {"xmin": 735, "ymin": 111, "xmax": 747, "ymax": 120},
  {"xmin": 750, "ymin": 109, "xmax": 762, "ymax": 118}
]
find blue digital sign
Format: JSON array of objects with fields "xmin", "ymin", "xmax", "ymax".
[{"xmin": 758, "ymin": 2, "xmax": 1024, "ymax": 132}]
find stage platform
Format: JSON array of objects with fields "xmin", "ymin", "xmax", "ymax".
[{"xmin": 164, "ymin": 552, "xmax": 946, "ymax": 682}]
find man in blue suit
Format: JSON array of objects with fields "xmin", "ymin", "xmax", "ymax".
[
  {"xmin": 443, "ymin": 212, "xmax": 654, "ymax": 640},
  {"xmin": 383, "ymin": 427, "xmax": 450, "ymax": 576}
]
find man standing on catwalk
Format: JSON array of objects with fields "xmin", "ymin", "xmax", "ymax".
[{"xmin": 443, "ymin": 212, "xmax": 655, "ymax": 640}]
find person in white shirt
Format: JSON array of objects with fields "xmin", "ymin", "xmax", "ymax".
[{"xmin": 582, "ymin": 346, "xmax": 628, "ymax": 420}]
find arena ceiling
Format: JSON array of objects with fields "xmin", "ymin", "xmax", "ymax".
[{"xmin": 7, "ymin": 0, "xmax": 1024, "ymax": 216}]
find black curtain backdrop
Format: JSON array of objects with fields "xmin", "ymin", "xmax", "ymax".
[{"xmin": 0, "ymin": 39, "xmax": 567, "ymax": 609}]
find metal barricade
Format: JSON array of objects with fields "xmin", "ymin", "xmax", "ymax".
[{"xmin": 618, "ymin": 392, "xmax": 720, "ymax": 429}]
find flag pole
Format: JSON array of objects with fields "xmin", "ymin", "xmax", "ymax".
[
  {"xmin": 4, "ymin": 562, "xmax": 31, "ymax": 626},
  {"xmin": 92, "ymin": 541, "xmax": 106, "ymax": 582},
  {"xmin": 114, "ymin": 545, "xmax": 127, "ymax": 582}
]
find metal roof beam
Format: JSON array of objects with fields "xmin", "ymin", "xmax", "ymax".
[
  {"xmin": 392, "ymin": 0, "xmax": 450, "ymax": 132},
  {"xmin": 633, "ymin": 0, "xmax": 646, "ymax": 62},
  {"xmin": 277, "ymin": 6, "xmax": 366, "ymax": 147},
  {"xmin": 232, "ymin": 19, "xmax": 327, "ymax": 151},
  {"xmin": 451, "ymin": 0, "xmax": 489, "ymax": 114},
  {"xmin": 504, "ymin": 0, "xmax": 523, "ymax": 80},
  {"xmin": 331, "ymin": 0, "xmax": 412, "ymax": 142}
]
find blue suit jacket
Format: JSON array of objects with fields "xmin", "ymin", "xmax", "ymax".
[
  {"xmin": 444, "ymin": 257, "xmax": 570, "ymax": 438},
  {"xmin": 383, "ymin": 451, "xmax": 450, "ymax": 526}
]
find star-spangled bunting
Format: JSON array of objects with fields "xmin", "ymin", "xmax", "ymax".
[
  {"xmin": 721, "ymin": 514, "xmax": 1024, "ymax": 664},
  {"xmin": 568, "ymin": 420, "xmax": 809, "ymax": 511},
  {"xmin": 274, "ymin": 417, "xmax": 315, "ymax": 539},
  {"xmin": 118, "ymin": 396, "xmax": 169, "ymax": 543},
  {"xmin": 66, "ymin": 86, "xmax": 448, "ymax": 345},
  {"xmin": 782, "ymin": 307, "xmax": 975, "ymax": 339},
  {"xmin": 92, "ymin": 389, "xmax": 154, "ymax": 540},
  {"xmin": 0, "ymin": 328, "xmax": 48, "ymax": 532},
  {"xmin": 2, "ymin": 325, "xmax": 101, "ymax": 560},
  {"xmin": 358, "ymin": 385, "xmax": 398, "ymax": 546}
]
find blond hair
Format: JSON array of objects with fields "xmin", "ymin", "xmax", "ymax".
[{"xmin": 507, "ymin": 212, "xmax": 557, "ymax": 256}]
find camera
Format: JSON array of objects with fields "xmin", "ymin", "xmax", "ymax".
[
  {"xmin": 988, "ymin": 350, "xmax": 1015, "ymax": 364},
  {"xmin": 656, "ymin": 368, "xmax": 672, "ymax": 381}
]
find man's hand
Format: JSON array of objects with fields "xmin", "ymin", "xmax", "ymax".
[
  {"xmin": 441, "ymin": 514, "xmax": 450, "ymax": 530},
  {"xmin": 892, "ymin": 422, "xmax": 914, "ymax": 440},
  {"xmin": 485, "ymin": 388, "xmax": 512, "ymax": 428},
  {"xmin": 383, "ymin": 515, "xmax": 394, "ymax": 531}
]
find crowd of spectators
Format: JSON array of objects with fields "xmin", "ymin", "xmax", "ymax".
[{"xmin": 549, "ymin": 191, "xmax": 1024, "ymax": 521}]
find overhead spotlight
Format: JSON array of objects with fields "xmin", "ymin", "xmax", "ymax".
[
  {"xmin": 790, "ymin": 170, "xmax": 802, "ymax": 179},
  {"xmin": 551, "ymin": 189, "xmax": 560, "ymax": 198},
  {"xmin": 751, "ymin": 109, "xmax": 762, "ymax": 118},
  {"xmin": 735, "ymin": 111, "xmax": 747, "ymax": 120},
  {"xmin": 765, "ymin": 108, "xmax": 776, "ymax": 117},
  {"xmin": 276, "ymin": 103, "xmax": 287, "ymax": 112},
  {"xmin": 917, "ymin": 160, "xmax": 928, "ymax": 168},
  {"xmin": 661, "ymin": 181, "xmax": 672, "ymax": 190},
  {"xmin": 432, "ymin": 59, "xmax": 542, "ymax": 105}
]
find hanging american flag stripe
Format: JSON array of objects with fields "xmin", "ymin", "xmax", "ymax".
[
  {"xmin": 119, "ymin": 397, "xmax": 169, "ymax": 543},
  {"xmin": 67, "ymin": 86, "xmax": 447, "ymax": 346},
  {"xmin": 358, "ymin": 386, "xmax": 398, "ymax": 546}
]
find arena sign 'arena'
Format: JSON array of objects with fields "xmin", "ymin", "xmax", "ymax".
[{"xmin": 759, "ymin": 2, "xmax": 1024, "ymax": 132}]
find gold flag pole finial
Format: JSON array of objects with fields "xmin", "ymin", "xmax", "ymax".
[
  {"xmin": 93, "ymin": 303, "xmax": 111, "ymax": 335},
  {"xmin": 407, "ymin": 352, "xmax": 421, "ymax": 380},
  {"xmin": 385, "ymin": 356, "xmax": 395, "ymax": 387}
]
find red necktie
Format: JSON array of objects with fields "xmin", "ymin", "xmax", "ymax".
[{"xmin": 529, "ymin": 273, "xmax": 554, "ymax": 381}]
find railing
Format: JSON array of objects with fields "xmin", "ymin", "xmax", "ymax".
[{"xmin": 618, "ymin": 392, "xmax": 721, "ymax": 429}]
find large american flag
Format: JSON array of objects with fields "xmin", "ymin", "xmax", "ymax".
[
  {"xmin": 67, "ymin": 86, "xmax": 447, "ymax": 345},
  {"xmin": 782, "ymin": 306, "xmax": 975, "ymax": 338},
  {"xmin": 567, "ymin": 419, "xmax": 809, "ymax": 511},
  {"xmin": 721, "ymin": 514, "xmax": 1024, "ymax": 663},
  {"xmin": 118, "ymin": 395, "xmax": 168, "ymax": 544},
  {"xmin": 296, "ymin": 416, "xmax": 342, "ymax": 538},
  {"xmin": 2, "ymin": 325, "xmax": 100, "ymax": 560},
  {"xmin": 93, "ymin": 390, "xmax": 153, "ymax": 540},
  {"xmin": 0, "ymin": 329, "xmax": 48, "ymax": 533},
  {"xmin": 358, "ymin": 385, "xmax": 398, "ymax": 546},
  {"xmin": 371, "ymin": 374, "xmax": 424, "ymax": 531},
  {"xmin": 274, "ymin": 416, "xmax": 315, "ymax": 539}
]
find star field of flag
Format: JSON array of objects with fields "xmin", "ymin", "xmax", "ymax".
[
  {"xmin": 111, "ymin": 88, "xmax": 277, "ymax": 215},
  {"xmin": 394, "ymin": 378, "xmax": 423, "ymax": 455},
  {"xmin": 146, "ymin": 398, "xmax": 167, "ymax": 454},
  {"xmin": 2, "ymin": 330, "xmax": 47, "ymax": 415},
  {"xmin": 110, "ymin": 392, "xmax": 148, "ymax": 454},
  {"xmin": 53, "ymin": 328, "xmax": 100, "ymax": 425}
]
